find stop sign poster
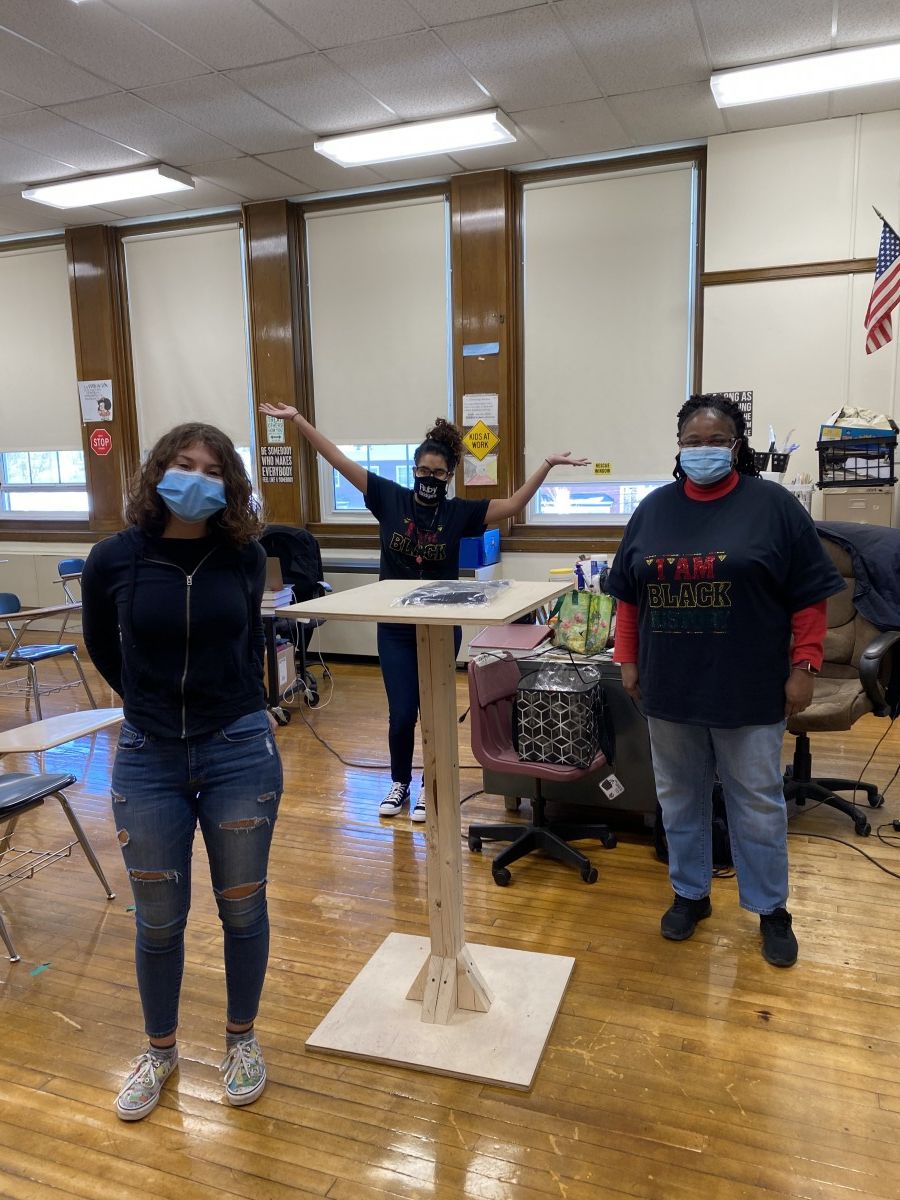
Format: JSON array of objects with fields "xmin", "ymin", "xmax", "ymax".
[{"xmin": 90, "ymin": 428, "xmax": 113, "ymax": 456}]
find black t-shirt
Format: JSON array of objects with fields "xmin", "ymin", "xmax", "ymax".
[
  {"xmin": 607, "ymin": 476, "xmax": 845, "ymax": 727},
  {"xmin": 364, "ymin": 472, "xmax": 490, "ymax": 580}
]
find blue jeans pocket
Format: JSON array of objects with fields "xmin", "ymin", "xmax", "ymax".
[
  {"xmin": 219, "ymin": 711, "xmax": 270, "ymax": 743},
  {"xmin": 117, "ymin": 721, "xmax": 147, "ymax": 750}
]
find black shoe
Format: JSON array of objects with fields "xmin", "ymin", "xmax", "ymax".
[
  {"xmin": 760, "ymin": 908, "xmax": 798, "ymax": 967},
  {"xmin": 660, "ymin": 894, "xmax": 712, "ymax": 941}
]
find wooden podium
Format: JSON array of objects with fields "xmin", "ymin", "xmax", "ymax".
[{"xmin": 278, "ymin": 579, "xmax": 573, "ymax": 1089}]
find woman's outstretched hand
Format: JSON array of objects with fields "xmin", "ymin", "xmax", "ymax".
[
  {"xmin": 259, "ymin": 402, "xmax": 299, "ymax": 420},
  {"xmin": 546, "ymin": 451, "xmax": 591, "ymax": 468}
]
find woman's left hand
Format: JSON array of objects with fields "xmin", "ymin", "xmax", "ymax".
[
  {"xmin": 266, "ymin": 709, "xmax": 279, "ymax": 735},
  {"xmin": 546, "ymin": 452, "xmax": 591, "ymax": 468},
  {"xmin": 784, "ymin": 669, "xmax": 816, "ymax": 718}
]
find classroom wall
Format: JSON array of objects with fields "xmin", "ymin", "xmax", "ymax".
[{"xmin": 702, "ymin": 111, "xmax": 900, "ymax": 518}]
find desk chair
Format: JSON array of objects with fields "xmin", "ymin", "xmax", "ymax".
[
  {"xmin": 57, "ymin": 558, "xmax": 85, "ymax": 605},
  {"xmin": 0, "ymin": 594, "xmax": 96, "ymax": 720},
  {"xmin": 465, "ymin": 661, "xmax": 616, "ymax": 886},
  {"xmin": 0, "ymin": 771, "xmax": 116, "ymax": 961},
  {"xmin": 259, "ymin": 525, "xmax": 332, "ymax": 705},
  {"xmin": 784, "ymin": 539, "xmax": 899, "ymax": 837}
]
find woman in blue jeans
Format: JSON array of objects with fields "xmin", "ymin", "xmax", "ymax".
[
  {"xmin": 609, "ymin": 394, "xmax": 844, "ymax": 967},
  {"xmin": 261, "ymin": 402, "xmax": 586, "ymax": 819},
  {"xmin": 82, "ymin": 423, "xmax": 281, "ymax": 1121}
]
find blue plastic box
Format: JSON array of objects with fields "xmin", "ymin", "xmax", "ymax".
[{"xmin": 459, "ymin": 528, "xmax": 500, "ymax": 568}]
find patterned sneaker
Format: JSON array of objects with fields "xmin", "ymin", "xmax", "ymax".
[
  {"xmin": 411, "ymin": 790, "xmax": 427, "ymax": 823},
  {"xmin": 115, "ymin": 1048, "xmax": 178, "ymax": 1121},
  {"xmin": 379, "ymin": 782, "xmax": 409, "ymax": 817},
  {"xmin": 221, "ymin": 1034, "xmax": 267, "ymax": 1106}
]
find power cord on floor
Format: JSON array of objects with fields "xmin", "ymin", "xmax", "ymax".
[
  {"xmin": 787, "ymin": 826, "xmax": 900, "ymax": 881},
  {"xmin": 293, "ymin": 703, "xmax": 482, "ymax": 773}
]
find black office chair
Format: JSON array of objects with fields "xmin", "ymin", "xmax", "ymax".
[{"xmin": 259, "ymin": 525, "xmax": 331, "ymax": 705}]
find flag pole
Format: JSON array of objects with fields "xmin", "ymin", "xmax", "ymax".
[{"xmin": 873, "ymin": 205, "xmax": 899, "ymax": 238}]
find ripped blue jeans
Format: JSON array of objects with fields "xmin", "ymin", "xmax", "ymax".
[{"xmin": 111, "ymin": 711, "xmax": 282, "ymax": 1039}]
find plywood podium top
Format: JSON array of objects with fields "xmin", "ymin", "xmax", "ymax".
[{"xmin": 277, "ymin": 579, "xmax": 568, "ymax": 627}]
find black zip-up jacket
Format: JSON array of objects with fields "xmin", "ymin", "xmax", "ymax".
[{"xmin": 81, "ymin": 527, "xmax": 266, "ymax": 739}]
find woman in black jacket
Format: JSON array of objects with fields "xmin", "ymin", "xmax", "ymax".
[{"xmin": 82, "ymin": 423, "xmax": 281, "ymax": 1121}]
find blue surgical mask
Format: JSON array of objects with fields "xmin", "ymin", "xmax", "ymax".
[
  {"xmin": 157, "ymin": 468, "xmax": 226, "ymax": 523},
  {"xmin": 679, "ymin": 446, "xmax": 734, "ymax": 486}
]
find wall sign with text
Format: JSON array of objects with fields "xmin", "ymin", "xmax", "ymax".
[{"xmin": 260, "ymin": 444, "xmax": 293, "ymax": 484}]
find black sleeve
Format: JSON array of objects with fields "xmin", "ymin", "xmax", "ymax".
[
  {"xmin": 782, "ymin": 503, "xmax": 846, "ymax": 612},
  {"xmin": 363, "ymin": 471, "xmax": 392, "ymax": 522},
  {"xmin": 247, "ymin": 542, "xmax": 266, "ymax": 675},
  {"xmin": 607, "ymin": 518, "xmax": 639, "ymax": 605},
  {"xmin": 458, "ymin": 499, "xmax": 490, "ymax": 538},
  {"xmin": 81, "ymin": 543, "xmax": 124, "ymax": 697}
]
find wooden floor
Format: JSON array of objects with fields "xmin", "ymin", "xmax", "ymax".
[{"xmin": 1, "ymin": 653, "xmax": 900, "ymax": 1200}]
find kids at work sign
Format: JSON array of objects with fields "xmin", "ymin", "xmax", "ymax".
[
  {"xmin": 90, "ymin": 428, "xmax": 112, "ymax": 456},
  {"xmin": 462, "ymin": 420, "xmax": 499, "ymax": 461}
]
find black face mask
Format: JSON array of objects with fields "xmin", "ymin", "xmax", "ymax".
[{"xmin": 413, "ymin": 476, "xmax": 448, "ymax": 504}]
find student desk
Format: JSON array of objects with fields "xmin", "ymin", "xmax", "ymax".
[{"xmin": 278, "ymin": 578, "xmax": 570, "ymax": 1089}]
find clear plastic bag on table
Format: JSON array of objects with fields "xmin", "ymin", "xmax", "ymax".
[{"xmin": 394, "ymin": 580, "xmax": 511, "ymax": 607}]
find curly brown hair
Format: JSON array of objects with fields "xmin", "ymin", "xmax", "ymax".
[
  {"xmin": 415, "ymin": 417, "xmax": 464, "ymax": 473},
  {"xmin": 125, "ymin": 422, "xmax": 264, "ymax": 545}
]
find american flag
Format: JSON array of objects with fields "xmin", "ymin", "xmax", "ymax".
[{"xmin": 865, "ymin": 219, "xmax": 900, "ymax": 354}]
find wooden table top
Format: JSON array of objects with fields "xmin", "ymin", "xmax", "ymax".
[{"xmin": 277, "ymin": 578, "xmax": 567, "ymax": 627}]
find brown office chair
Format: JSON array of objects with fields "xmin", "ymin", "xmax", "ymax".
[
  {"xmin": 465, "ymin": 660, "xmax": 616, "ymax": 886},
  {"xmin": 783, "ymin": 538, "xmax": 899, "ymax": 837}
]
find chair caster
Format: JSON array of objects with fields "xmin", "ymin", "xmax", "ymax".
[
  {"xmin": 855, "ymin": 819, "xmax": 871, "ymax": 837},
  {"xmin": 305, "ymin": 689, "xmax": 320, "ymax": 708},
  {"xmin": 270, "ymin": 707, "xmax": 291, "ymax": 726},
  {"xmin": 869, "ymin": 793, "xmax": 885, "ymax": 808},
  {"xmin": 468, "ymin": 834, "xmax": 482, "ymax": 853},
  {"xmin": 600, "ymin": 831, "xmax": 617, "ymax": 849},
  {"xmin": 492, "ymin": 867, "xmax": 511, "ymax": 887},
  {"xmin": 581, "ymin": 865, "xmax": 598, "ymax": 884}
]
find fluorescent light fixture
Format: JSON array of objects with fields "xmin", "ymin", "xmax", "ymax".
[
  {"xmin": 711, "ymin": 41, "xmax": 900, "ymax": 107},
  {"xmin": 23, "ymin": 165, "xmax": 194, "ymax": 209},
  {"xmin": 314, "ymin": 109, "xmax": 517, "ymax": 167}
]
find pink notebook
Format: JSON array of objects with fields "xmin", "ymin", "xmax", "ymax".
[{"xmin": 469, "ymin": 624, "xmax": 552, "ymax": 651}]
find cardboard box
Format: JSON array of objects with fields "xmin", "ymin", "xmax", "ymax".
[{"xmin": 819, "ymin": 424, "xmax": 895, "ymax": 441}]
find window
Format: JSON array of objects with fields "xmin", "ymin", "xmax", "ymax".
[
  {"xmin": 321, "ymin": 443, "xmax": 420, "ymax": 518},
  {"xmin": 0, "ymin": 450, "xmax": 88, "ymax": 516},
  {"xmin": 521, "ymin": 160, "xmax": 698, "ymax": 525},
  {"xmin": 530, "ymin": 479, "xmax": 668, "ymax": 522}
]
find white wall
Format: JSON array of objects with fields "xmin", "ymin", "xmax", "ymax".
[{"xmin": 703, "ymin": 111, "xmax": 900, "ymax": 523}]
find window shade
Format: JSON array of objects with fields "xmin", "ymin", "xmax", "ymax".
[
  {"xmin": 305, "ymin": 196, "xmax": 451, "ymax": 445},
  {"xmin": 123, "ymin": 224, "xmax": 252, "ymax": 452},
  {"xmin": 522, "ymin": 165, "xmax": 695, "ymax": 480},
  {"xmin": 0, "ymin": 244, "xmax": 81, "ymax": 452}
]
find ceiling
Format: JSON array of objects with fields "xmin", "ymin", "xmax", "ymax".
[{"xmin": 1, "ymin": 0, "xmax": 900, "ymax": 236}]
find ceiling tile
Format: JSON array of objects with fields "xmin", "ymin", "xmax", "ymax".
[
  {"xmin": 721, "ymin": 94, "xmax": 830, "ymax": 133},
  {"xmin": 261, "ymin": 0, "xmax": 425, "ymax": 49},
  {"xmin": 135, "ymin": 74, "xmax": 312, "ymax": 155},
  {"xmin": 437, "ymin": 7, "xmax": 599, "ymax": 112},
  {"xmin": 174, "ymin": 177, "xmax": 246, "ymax": 208},
  {"xmin": 555, "ymin": 0, "xmax": 709, "ymax": 94},
  {"xmin": 326, "ymin": 30, "xmax": 490, "ymax": 120},
  {"xmin": 0, "ymin": 28, "xmax": 117, "ymax": 105},
  {"xmin": 226, "ymin": 54, "xmax": 396, "ymax": 134},
  {"xmin": 49, "ymin": 93, "xmax": 242, "ymax": 165},
  {"xmin": 694, "ymin": 0, "xmax": 833, "ymax": 69},
  {"xmin": 609, "ymin": 81, "xmax": 727, "ymax": 144},
  {"xmin": 510, "ymin": 98, "xmax": 631, "ymax": 158},
  {"xmin": 0, "ymin": 88, "xmax": 34, "ymax": 116},
  {"xmin": 106, "ymin": 0, "xmax": 312, "ymax": 70},
  {"xmin": 96, "ymin": 195, "xmax": 184, "ymax": 219},
  {"xmin": 411, "ymin": 0, "xmax": 545, "ymax": 21},
  {"xmin": 257, "ymin": 146, "xmax": 383, "ymax": 191},
  {"xmin": 449, "ymin": 127, "xmax": 546, "ymax": 168},
  {"xmin": 0, "ymin": 137, "xmax": 78, "ymax": 187},
  {"xmin": 365, "ymin": 153, "xmax": 458, "ymax": 181},
  {"xmin": 835, "ymin": 0, "xmax": 900, "ymax": 46},
  {"xmin": 0, "ymin": 0, "xmax": 206, "ymax": 88},
  {"xmin": 0, "ymin": 109, "xmax": 150, "ymax": 173},
  {"xmin": 828, "ymin": 80, "xmax": 900, "ymax": 118},
  {"xmin": 185, "ymin": 156, "xmax": 305, "ymax": 201}
]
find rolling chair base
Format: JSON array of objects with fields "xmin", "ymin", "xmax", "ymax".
[
  {"xmin": 784, "ymin": 731, "xmax": 884, "ymax": 838},
  {"xmin": 468, "ymin": 794, "xmax": 616, "ymax": 886}
]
